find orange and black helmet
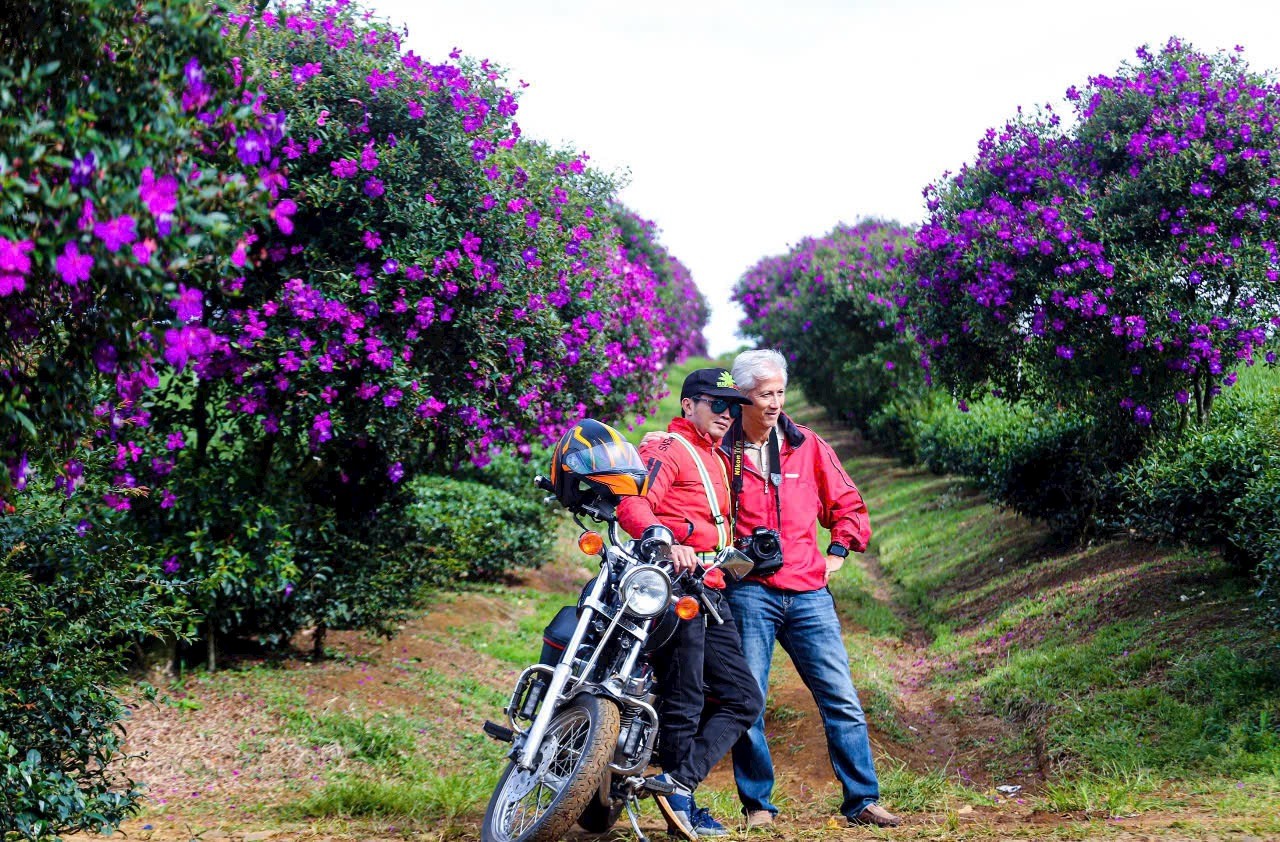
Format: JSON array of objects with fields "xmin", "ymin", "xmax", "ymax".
[{"xmin": 550, "ymin": 419, "xmax": 658, "ymax": 509}]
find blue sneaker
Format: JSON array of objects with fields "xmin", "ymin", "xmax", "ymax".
[
  {"xmin": 691, "ymin": 802, "xmax": 729, "ymax": 836},
  {"xmin": 650, "ymin": 773, "xmax": 697, "ymax": 839}
]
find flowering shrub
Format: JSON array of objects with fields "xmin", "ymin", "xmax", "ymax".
[
  {"xmin": 614, "ymin": 207, "xmax": 709, "ymax": 361},
  {"xmin": 908, "ymin": 39, "xmax": 1280, "ymax": 435},
  {"xmin": 115, "ymin": 1, "xmax": 690, "ymax": 643},
  {"xmin": 0, "ymin": 0, "xmax": 280, "ymax": 504},
  {"xmin": 733, "ymin": 219, "xmax": 920, "ymax": 430}
]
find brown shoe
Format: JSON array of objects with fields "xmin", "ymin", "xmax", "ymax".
[
  {"xmin": 849, "ymin": 804, "xmax": 901, "ymax": 827},
  {"xmin": 745, "ymin": 809, "xmax": 774, "ymax": 829}
]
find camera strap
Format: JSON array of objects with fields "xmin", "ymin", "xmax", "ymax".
[
  {"xmin": 732, "ymin": 427, "xmax": 783, "ymax": 531},
  {"xmin": 666, "ymin": 432, "xmax": 732, "ymax": 550}
]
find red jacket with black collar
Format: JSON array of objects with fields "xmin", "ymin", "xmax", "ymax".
[
  {"xmin": 720, "ymin": 413, "xmax": 870, "ymax": 592},
  {"xmin": 617, "ymin": 417, "xmax": 733, "ymax": 553}
]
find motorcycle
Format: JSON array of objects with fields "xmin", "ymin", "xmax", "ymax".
[{"xmin": 480, "ymin": 473, "xmax": 754, "ymax": 842}]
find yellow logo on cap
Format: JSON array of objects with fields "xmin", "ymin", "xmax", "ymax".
[{"xmin": 717, "ymin": 371, "xmax": 736, "ymax": 389}]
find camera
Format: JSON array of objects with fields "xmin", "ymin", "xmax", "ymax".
[{"xmin": 734, "ymin": 527, "xmax": 783, "ymax": 576}]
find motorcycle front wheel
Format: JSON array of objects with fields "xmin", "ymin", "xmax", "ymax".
[
  {"xmin": 481, "ymin": 694, "xmax": 620, "ymax": 842},
  {"xmin": 575, "ymin": 773, "xmax": 624, "ymax": 833}
]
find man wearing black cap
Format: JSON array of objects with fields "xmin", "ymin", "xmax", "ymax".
[{"xmin": 618, "ymin": 368, "xmax": 764, "ymax": 839}]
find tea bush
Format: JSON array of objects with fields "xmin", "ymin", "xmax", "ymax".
[
  {"xmin": 403, "ymin": 476, "xmax": 553, "ymax": 584},
  {"xmin": 0, "ymin": 478, "xmax": 185, "ymax": 838}
]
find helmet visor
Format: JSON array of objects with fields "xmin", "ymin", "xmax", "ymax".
[{"xmin": 563, "ymin": 439, "xmax": 647, "ymax": 476}]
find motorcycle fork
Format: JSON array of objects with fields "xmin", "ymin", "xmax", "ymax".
[{"xmin": 516, "ymin": 568, "xmax": 610, "ymax": 769}]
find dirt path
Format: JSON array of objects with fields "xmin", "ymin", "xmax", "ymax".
[{"xmin": 63, "ymin": 411, "xmax": 1264, "ymax": 841}]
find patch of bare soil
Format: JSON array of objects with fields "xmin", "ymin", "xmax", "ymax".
[{"xmin": 63, "ymin": 417, "xmax": 1265, "ymax": 842}]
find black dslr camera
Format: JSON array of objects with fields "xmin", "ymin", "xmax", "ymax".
[{"xmin": 734, "ymin": 527, "xmax": 783, "ymax": 576}]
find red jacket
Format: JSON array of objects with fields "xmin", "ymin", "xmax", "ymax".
[
  {"xmin": 617, "ymin": 417, "xmax": 733, "ymax": 553},
  {"xmin": 721, "ymin": 413, "xmax": 870, "ymax": 592}
]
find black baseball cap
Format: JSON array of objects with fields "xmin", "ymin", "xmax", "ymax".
[{"xmin": 680, "ymin": 368, "xmax": 749, "ymax": 403}]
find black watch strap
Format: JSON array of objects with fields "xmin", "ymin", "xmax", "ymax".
[{"xmin": 826, "ymin": 543, "xmax": 849, "ymax": 558}]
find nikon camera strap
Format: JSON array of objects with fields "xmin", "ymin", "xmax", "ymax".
[
  {"xmin": 731, "ymin": 427, "xmax": 783, "ymax": 531},
  {"xmin": 666, "ymin": 432, "xmax": 732, "ymax": 550}
]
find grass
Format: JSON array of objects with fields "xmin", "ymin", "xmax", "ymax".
[
  {"xmin": 110, "ymin": 383, "xmax": 1280, "ymax": 840},
  {"xmin": 876, "ymin": 757, "xmax": 986, "ymax": 812},
  {"xmin": 841, "ymin": 432, "xmax": 1280, "ymax": 819}
]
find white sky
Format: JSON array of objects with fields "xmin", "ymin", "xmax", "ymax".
[{"xmin": 371, "ymin": 0, "xmax": 1280, "ymax": 355}]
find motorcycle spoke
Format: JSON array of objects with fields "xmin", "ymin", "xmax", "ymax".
[{"xmin": 489, "ymin": 701, "xmax": 611, "ymax": 841}]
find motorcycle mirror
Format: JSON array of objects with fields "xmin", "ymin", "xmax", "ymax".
[{"xmin": 711, "ymin": 546, "xmax": 755, "ymax": 581}]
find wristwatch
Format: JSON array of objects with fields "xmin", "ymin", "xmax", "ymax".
[{"xmin": 826, "ymin": 543, "xmax": 849, "ymax": 558}]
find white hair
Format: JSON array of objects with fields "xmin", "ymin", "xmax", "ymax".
[{"xmin": 732, "ymin": 349, "xmax": 788, "ymax": 392}]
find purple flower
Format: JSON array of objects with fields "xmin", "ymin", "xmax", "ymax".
[
  {"xmin": 272, "ymin": 199, "xmax": 297, "ymax": 235},
  {"xmin": 7, "ymin": 453, "xmax": 29, "ymax": 491},
  {"xmin": 159, "ymin": 489, "xmax": 177, "ymax": 509},
  {"xmin": 163, "ymin": 556, "xmax": 181, "ymax": 575},
  {"xmin": 363, "ymin": 230, "xmax": 382, "ymax": 250},
  {"xmin": 55, "ymin": 241, "xmax": 93, "ymax": 285},
  {"xmin": 70, "ymin": 153, "xmax": 96, "ymax": 188},
  {"xmin": 0, "ymin": 237, "xmax": 34, "ymax": 276},
  {"xmin": 1134, "ymin": 405, "xmax": 1152, "ymax": 425},
  {"xmin": 330, "ymin": 159, "xmax": 358, "ymax": 178},
  {"xmin": 139, "ymin": 167, "xmax": 179, "ymax": 217},
  {"xmin": 388, "ymin": 461, "xmax": 404, "ymax": 483},
  {"xmin": 236, "ymin": 131, "xmax": 270, "ymax": 166},
  {"xmin": 181, "ymin": 58, "xmax": 211, "ymax": 111},
  {"xmin": 311, "ymin": 412, "xmax": 333, "ymax": 446},
  {"xmin": 93, "ymin": 215, "xmax": 138, "ymax": 252},
  {"xmin": 170, "ymin": 284, "xmax": 203, "ymax": 323},
  {"xmin": 93, "ymin": 341, "xmax": 118, "ymax": 373},
  {"xmin": 416, "ymin": 396, "xmax": 445, "ymax": 418},
  {"xmin": 363, "ymin": 177, "xmax": 385, "ymax": 198},
  {"xmin": 162, "ymin": 325, "xmax": 212, "ymax": 370}
]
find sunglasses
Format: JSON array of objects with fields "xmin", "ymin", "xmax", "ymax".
[{"xmin": 692, "ymin": 396, "xmax": 742, "ymax": 418}]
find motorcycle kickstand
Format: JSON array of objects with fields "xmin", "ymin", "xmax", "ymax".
[{"xmin": 623, "ymin": 792, "xmax": 649, "ymax": 842}]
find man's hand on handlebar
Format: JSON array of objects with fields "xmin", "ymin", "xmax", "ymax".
[{"xmin": 668, "ymin": 544, "xmax": 700, "ymax": 575}]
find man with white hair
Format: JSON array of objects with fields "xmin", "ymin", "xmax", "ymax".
[{"xmin": 721, "ymin": 348, "xmax": 900, "ymax": 829}]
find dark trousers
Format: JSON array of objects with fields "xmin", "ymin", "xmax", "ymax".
[{"xmin": 652, "ymin": 592, "xmax": 764, "ymax": 790}]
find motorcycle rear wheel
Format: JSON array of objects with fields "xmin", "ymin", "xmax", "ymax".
[{"xmin": 481, "ymin": 694, "xmax": 620, "ymax": 842}]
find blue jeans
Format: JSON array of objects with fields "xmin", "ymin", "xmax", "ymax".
[{"xmin": 725, "ymin": 581, "xmax": 880, "ymax": 819}]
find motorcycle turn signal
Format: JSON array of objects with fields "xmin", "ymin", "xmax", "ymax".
[
  {"xmin": 577, "ymin": 530, "xmax": 604, "ymax": 555},
  {"xmin": 674, "ymin": 595, "xmax": 700, "ymax": 620}
]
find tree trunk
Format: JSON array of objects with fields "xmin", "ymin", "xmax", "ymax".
[
  {"xmin": 312, "ymin": 623, "xmax": 327, "ymax": 661},
  {"xmin": 207, "ymin": 619, "xmax": 217, "ymax": 672},
  {"xmin": 135, "ymin": 635, "xmax": 178, "ymax": 682}
]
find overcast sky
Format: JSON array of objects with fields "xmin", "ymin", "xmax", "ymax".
[{"xmin": 371, "ymin": 0, "xmax": 1280, "ymax": 355}]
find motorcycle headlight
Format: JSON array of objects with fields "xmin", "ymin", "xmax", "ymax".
[{"xmin": 619, "ymin": 565, "xmax": 671, "ymax": 619}]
